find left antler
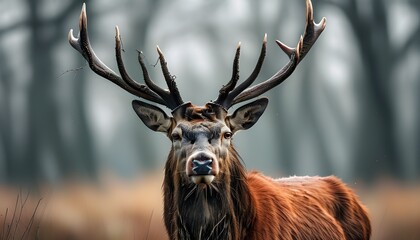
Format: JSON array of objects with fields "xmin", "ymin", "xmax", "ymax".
[
  {"xmin": 68, "ymin": 3, "xmax": 184, "ymax": 110},
  {"xmin": 213, "ymin": 0, "xmax": 326, "ymax": 109}
]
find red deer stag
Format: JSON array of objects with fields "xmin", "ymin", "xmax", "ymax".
[{"xmin": 69, "ymin": 0, "xmax": 371, "ymax": 239}]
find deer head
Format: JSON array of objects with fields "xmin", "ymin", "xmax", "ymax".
[{"xmin": 69, "ymin": 1, "xmax": 326, "ymax": 238}]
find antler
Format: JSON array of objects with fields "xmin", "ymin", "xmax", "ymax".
[
  {"xmin": 68, "ymin": 3, "xmax": 183, "ymax": 109},
  {"xmin": 213, "ymin": 0, "xmax": 326, "ymax": 109}
]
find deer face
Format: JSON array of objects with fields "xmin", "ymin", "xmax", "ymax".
[
  {"xmin": 171, "ymin": 120, "xmax": 228, "ymax": 185},
  {"xmin": 132, "ymin": 99, "xmax": 268, "ymax": 185}
]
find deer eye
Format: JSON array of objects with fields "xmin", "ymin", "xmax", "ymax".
[
  {"xmin": 171, "ymin": 133, "xmax": 181, "ymax": 141},
  {"xmin": 223, "ymin": 132, "xmax": 233, "ymax": 140}
]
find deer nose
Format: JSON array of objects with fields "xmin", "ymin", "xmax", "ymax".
[{"xmin": 192, "ymin": 159, "xmax": 213, "ymax": 175}]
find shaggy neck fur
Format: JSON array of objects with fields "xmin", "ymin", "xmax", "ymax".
[{"xmin": 163, "ymin": 146, "xmax": 254, "ymax": 240}]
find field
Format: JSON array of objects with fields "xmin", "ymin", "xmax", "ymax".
[{"xmin": 1, "ymin": 174, "xmax": 419, "ymax": 240}]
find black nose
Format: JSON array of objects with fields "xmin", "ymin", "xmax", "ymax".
[{"xmin": 192, "ymin": 159, "xmax": 213, "ymax": 175}]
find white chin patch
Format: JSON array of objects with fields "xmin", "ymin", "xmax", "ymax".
[{"xmin": 191, "ymin": 175, "xmax": 215, "ymax": 185}]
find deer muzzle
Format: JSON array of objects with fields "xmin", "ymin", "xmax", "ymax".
[{"xmin": 186, "ymin": 152, "xmax": 219, "ymax": 184}]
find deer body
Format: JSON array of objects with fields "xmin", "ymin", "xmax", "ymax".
[
  {"xmin": 165, "ymin": 157, "xmax": 372, "ymax": 240},
  {"xmin": 159, "ymin": 104, "xmax": 370, "ymax": 240},
  {"xmin": 69, "ymin": 0, "xmax": 371, "ymax": 239}
]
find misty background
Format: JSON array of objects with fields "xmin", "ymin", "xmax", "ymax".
[{"xmin": 0, "ymin": 0, "xmax": 419, "ymax": 186}]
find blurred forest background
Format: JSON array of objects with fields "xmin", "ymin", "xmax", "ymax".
[{"xmin": 0, "ymin": 0, "xmax": 419, "ymax": 239}]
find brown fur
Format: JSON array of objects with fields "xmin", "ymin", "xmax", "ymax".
[
  {"xmin": 247, "ymin": 173, "xmax": 371, "ymax": 239},
  {"xmin": 163, "ymin": 143, "xmax": 371, "ymax": 240}
]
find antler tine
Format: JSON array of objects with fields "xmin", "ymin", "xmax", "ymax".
[
  {"xmin": 230, "ymin": 34, "xmax": 267, "ymax": 95},
  {"xmin": 114, "ymin": 26, "xmax": 171, "ymax": 105},
  {"xmin": 214, "ymin": 42, "xmax": 241, "ymax": 106},
  {"xmin": 156, "ymin": 47, "xmax": 184, "ymax": 109},
  {"xmin": 230, "ymin": 0, "xmax": 326, "ymax": 106},
  {"xmin": 215, "ymin": 34, "xmax": 267, "ymax": 109},
  {"xmin": 300, "ymin": 0, "xmax": 327, "ymax": 62},
  {"xmin": 136, "ymin": 51, "xmax": 174, "ymax": 103},
  {"xmin": 68, "ymin": 4, "xmax": 169, "ymax": 107}
]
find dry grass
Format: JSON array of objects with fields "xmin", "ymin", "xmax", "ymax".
[
  {"xmin": 0, "ymin": 173, "xmax": 168, "ymax": 240},
  {"xmin": 362, "ymin": 180, "xmax": 420, "ymax": 240},
  {"xmin": 0, "ymin": 174, "xmax": 419, "ymax": 239}
]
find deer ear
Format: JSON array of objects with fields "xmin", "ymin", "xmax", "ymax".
[
  {"xmin": 132, "ymin": 100, "xmax": 173, "ymax": 133},
  {"xmin": 226, "ymin": 98, "xmax": 268, "ymax": 133}
]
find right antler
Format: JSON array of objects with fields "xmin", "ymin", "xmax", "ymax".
[
  {"xmin": 213, "ymin": 0, "xmax": 326, "ymax": 109},
  {"xmin": 68, "ymin": 3, "xmax": 184, "ymax": 110}
]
